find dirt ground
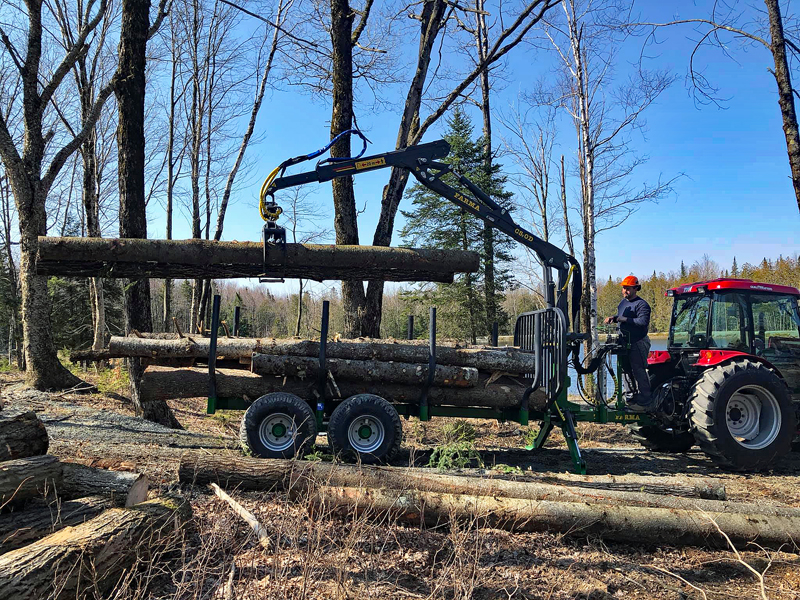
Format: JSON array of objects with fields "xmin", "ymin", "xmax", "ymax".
[{"xmin": 3, "ymin": 368, "xmax": 800, "ymax": 600}]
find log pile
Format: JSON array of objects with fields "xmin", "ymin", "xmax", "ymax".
[
  {"xmin": 36, "ymin": 236, "xmax": 480, "ymax": 282},
  {"xmin": 180, "ymin": 451, "xmax": 800, "ymax": 552},
  {"xmin": 0, "ymin": 407, "xmax": 189, "ymax": 599},
  {"xmin": 88, "ymin": 334, "xmax": 542, "ymax": 411}
]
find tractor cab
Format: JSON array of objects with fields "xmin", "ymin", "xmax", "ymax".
[{"xmin": 660, "ymin": 278, "xmax": 800, "ymax": 396}]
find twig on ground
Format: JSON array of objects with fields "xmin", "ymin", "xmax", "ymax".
[{"xmin": 210, "ymin": 483, "xmax": 271, "ymax": 551}]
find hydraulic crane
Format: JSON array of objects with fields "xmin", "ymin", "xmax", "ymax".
[{"xmin": 259, "ymin": 136, "xmax": 583, "ymax": 333}]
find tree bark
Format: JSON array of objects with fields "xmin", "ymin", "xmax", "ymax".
[
  {"xmin": 107, "ymin": 335, "xmax": 538, "ymax": 371},
  {"xmin": 0, "ymin": 496, "xmax": 113, "ymax": 555},
  {"xmin": 117, "ymin": 0, "xmax": 180, "ymax": 429},
  {"xmin": 140, "ymin": 365, "xmax": 541, "ymax": 408},
  {"xmin": 37, "ymin": 237, "xmax": 479, "ymax": 282},
  {"xmin": 314, "ymin": 486, "xmax": 800, "ymax": 551},
  {"xmin": 765, "ymin": 0, "xmax": 800, "ymax": 214},
  {"xmin": 60, "ymin": 462, "xmax": 149, "ymax": 507},
  {"xmin": 179, "ymin": 452, "xmax": 730, "ymax": 503},
  {"xmin": 251, "ymin": 354, "xmax": 479, "ymax": 388},
  {"xmin": 0, "ymin": 409, "xmax": 49, "ymax": 461},
  {"xmin": 0, "ymin": 455, "xmax": 62, "ymax": 508},
  {"xmin": 0, "ymin": 496, "xmax": 191, "ymax": 600}
]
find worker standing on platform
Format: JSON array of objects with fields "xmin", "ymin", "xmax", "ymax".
[{"xmin": 604, "ymin": 276, "xmax": 654, "ymax": 412}]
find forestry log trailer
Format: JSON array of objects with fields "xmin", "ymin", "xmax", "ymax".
[{"xmin": 223, "ymin": 138, "xmax": 798, "ymax": 473}]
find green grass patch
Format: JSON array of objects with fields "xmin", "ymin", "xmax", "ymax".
[{"xmin": 428, "ymin": 419, "xmax": 483, "ymax": 471}]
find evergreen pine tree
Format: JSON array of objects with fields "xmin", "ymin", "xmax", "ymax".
[
  {"xmin": 731, "ymin": 256, "xmax": 739, "ymax": 277},
  {"xmin": 680, "ymin": 261, "xmax": 687, "ymax": 279},
  {"xmin": 400, "ymin": 109, "xmax": 514, "ymax": 342}
]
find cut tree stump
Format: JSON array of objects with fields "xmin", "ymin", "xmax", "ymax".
[
  {"xmin": 250, "ymin": 354, "xmax": 479, "ymax": 388},
  {"xmin": 314, "ymin": 486, "xmax": 800, "ymax": 551},
  {"xmin": 0, "ymin": 496, "xmax": 113, "ymax": 554},
  {"xmin": 36, "ymin": 237, "xmax": 479, "ymax": 282},
  {"xmin": 0, "ymin": 410, "xmax": 48, "ymax": 462},
  {"xmin": 60, "ymin": 463, "xmax": 149, "ymax": 507},
  {"xmin": 107, "ymin": 336, "xmax": 538, "ymax": 372},
  {"xmin": 0, "ymin": 456, "xmax": 61, "ymax": 508},
  {"xmin": 140, "ymin": 366, "xmax": 541, "ymax": 409},
  {"xmin": 0, "ymin": 495, "xmax": 191, "ymax": 600}
]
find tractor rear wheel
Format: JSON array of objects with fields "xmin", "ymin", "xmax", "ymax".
[{"xmin": 689, "ymin": 359, "xmax": 795, "ymax": 471}]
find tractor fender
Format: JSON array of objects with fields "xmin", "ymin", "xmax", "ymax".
[{"xmin": 694, "ymin": 350, "xmax": 785, "ymax": 380}]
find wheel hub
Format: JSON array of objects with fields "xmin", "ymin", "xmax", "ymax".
[
  {"xmin": 259, "ymin": 413, "xmax": 296, "ymax": 452},
  {"xmin": 726, "ymin": 387, "xmax": 781, "ymax": 450},
  {"xmin": 347, "ymin": 416, "xmax": 385, "ymax": 454}
]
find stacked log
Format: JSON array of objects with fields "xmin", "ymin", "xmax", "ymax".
[
  {"xmin": 107, "ymin": 334, "xmax": 541, "ymax": 410},
  {"xmin": 180, "ymin": 452, "xmax": 800, "ymax": 551},
  {"xmin": 36, "ymin": 236, "xmax": 480, "ymax": 282},
  {"xmin": 0, "ymin": 409, "xmax": 179, "ymax": 599},
  {"xmin": 0, "ymin": 410, "xmax": 49, "ymax": 461},
  {"xmin": 140, "ymin": 365, "xmax": 540, "ymax": 409}
]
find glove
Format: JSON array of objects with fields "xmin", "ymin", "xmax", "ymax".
[{"xmin": 617, "ymin": 316, "xmax": 627, "ymax": 323}]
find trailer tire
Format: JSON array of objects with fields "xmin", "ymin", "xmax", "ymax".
[
  {"xmin": 240, "ymin": 393, "xmax": 317, "ymax": 459},
  {"xmin": 689, "ymin": 359, "xmax": 795, "ymax": 471},
  {"xmin": 328, "ymin": 394, "xmax": 402, "ymax": 464}
]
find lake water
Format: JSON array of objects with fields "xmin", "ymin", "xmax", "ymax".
[{"xmin": 567, "ymin": 336, "xmax": 667, "ymax": 396}]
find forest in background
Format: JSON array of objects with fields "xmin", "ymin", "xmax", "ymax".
[{"xmin": 0, "ymin": 251, "xmax": 792, "ymax": 362}]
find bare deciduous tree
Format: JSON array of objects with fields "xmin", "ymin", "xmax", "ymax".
[
  {"xmin": 0, "ymin": 0, "xmax": 116, "ymax": 389},
  {"xmin": 543, "ymin": 0, "xmax": 676, "ymax": 344},
  {"xmin": 630, "ymin": 0, "xmax": 800, "ymax": 214}
]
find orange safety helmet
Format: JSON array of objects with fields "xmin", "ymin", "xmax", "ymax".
[{"xmin": 621, "ymin": 275, "xmax": 641, "ymax": 289}]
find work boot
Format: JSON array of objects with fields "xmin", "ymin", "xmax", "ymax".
[{"xmin": 626, "ymin": 394, "xmax": 659, "ymax": 413}]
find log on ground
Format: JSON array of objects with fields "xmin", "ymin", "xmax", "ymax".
[
  {"xmin": 0, "ymin": 456, "xmax": 61, "ymax": 507},
  {"xmin": 250, "ymin": 354, "xmax": 479, "ymax": 388},
  {"xmin": 0, "ymin": 409, "xmax": 48, "ymax": 461},
  {"xmin": 0, "ymin": 496, "xmax": 113, "ymax": 554},
  {"xmin": 0, "ymin": 495, "xmax": 191, "ymax": 600},
  {"xmin": 108, "ymin": 336, "xmax": 538, "ymax": 372},
  {"xmin": 60, "ymin": 463, "xmax": 149, "ymax": 507},
  {"xmin": 316, "ymin": 486, "xmax": 800, "ymax": 551},
  {"xmin": 36, "ymin": 237, "xmax": 479, "ymax": 282},
  {"xmin": 177, "ymin": 453, "xmax": 755, "ymax": 517},
  {"xmin": 140, "ymin": 366, "xmax": 541, "ymax": 410}
]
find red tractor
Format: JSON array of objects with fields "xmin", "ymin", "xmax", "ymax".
[{"xmin": 630, "ymin": 278, "xmax": 800, "ymax": 470}]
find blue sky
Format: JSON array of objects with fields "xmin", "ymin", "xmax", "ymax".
[{"xmin": 152, "ymin": 0, "xmax": 800, "ymax": 290}]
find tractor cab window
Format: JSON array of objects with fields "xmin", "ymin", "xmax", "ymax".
[
  {"xmin": 750, "ymin": 294, "xmax": 800, "ymax": 357},
  {"xmin": 670, "ymin": 295, "xmax": 711, "ymax": 348},
  {"xmin": 709, "ymin": 293, "xmax": 750, "ymax": 351}
]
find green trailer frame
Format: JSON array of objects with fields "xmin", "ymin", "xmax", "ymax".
[{"xmin": 205, "ymin": 296, "xmax": 647, "ymax": 474}]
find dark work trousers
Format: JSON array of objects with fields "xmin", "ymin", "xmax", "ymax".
[{"xmin": 621, "ymin": 336, "xmax": 651, "ymax": 404}]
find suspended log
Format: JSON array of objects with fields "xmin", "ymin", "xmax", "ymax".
[
  {"xmin": 250, "ymin": 354, "xmax": 479, "ymax": 388},
  {"xmin": 177, "ymin": 453, "xmax": 752, "ymax": 517},
  {"xmin": 60, "ymin": 463, "xmax": 149, "ymax": 507},
  {"xmin": 107, "ymin": 336, "xmax": 537, "ymax": 372},
  {"xmin": 0, "ymin": 456, "xmax": 61, "ymax": 507},
  {"xmin": 0, "ymin": 495, "xmax": 190, "ymax": 600},
  {"xmin": 0, "ymin": 496, "xmax": 113, "ymax": 554},
  {"xmin": 0, "ymin": 410, "xmax": 48, "ymax": 462},
  {"xmin": 36, "ymin": 237, "xmax": 480, "ymax": 282},
  {"xmin": 140, "ymin": 366, "xmax": 541, "ymax": 410},
  {"xmin": 314, "ymin": 486, "xmax": 800, "ymax": 551}
]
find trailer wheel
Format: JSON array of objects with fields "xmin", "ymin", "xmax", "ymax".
[
  {"xmin": 328, "ymin": 394, "xmax": 402, "ymax": 464},
  {"xmin": 239, "ymin": 393, "xmax": 317, "ymax": 459},
  {"xmin": 689, "ymin": 359, "xmax": 796, "ymax": 471}
]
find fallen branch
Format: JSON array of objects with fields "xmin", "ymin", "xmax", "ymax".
[{"xmin": 210, "ymin": 482, "xmax": 270, "ymax": 551}]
